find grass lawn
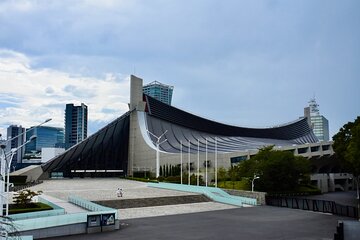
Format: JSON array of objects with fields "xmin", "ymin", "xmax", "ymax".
[{"xmin": 8, "ymin": 202, "xmax": 53, "ymax": 215}]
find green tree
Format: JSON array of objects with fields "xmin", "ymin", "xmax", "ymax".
[
  {"xmin": 333, "ymin": 116, "xmax": 360, "ymax": 176},
  {"xmin": 217, "ymin": 167, "xmax": 228, "ymax": 182},
  {"xmin": 228, "ymin": 165, "xmax": 239, "ymax": 189},
  {"xmin": 236, "ymin": 146, "xmax": 310, "ymax": 192},
  {"xmin": 333, "ymin": 117, "xmax": 360, "ymax": 219}
]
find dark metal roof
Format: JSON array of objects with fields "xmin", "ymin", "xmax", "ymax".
[
  {"xmin": 41, "ymin": 111, "xmax": 130, "ymax": 176},
  {"xmin": 144, "ymin": 95, "xmax": 318, "ymax": 142}
]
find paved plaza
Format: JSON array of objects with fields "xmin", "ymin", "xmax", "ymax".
[
  {"xmin": 29, "ymin": 178, "xmax": 238, "ymax": 219},
  {"xmin": 30, "ymin": 178, "xmax": 197, "ymax": 201},
  {"xmin": 46, "ymin": 206, "xmax": 349, "ymax": 240},
  {"xmin": 26, "ymin": 178, "xmax": 353, "ymax": 239}
]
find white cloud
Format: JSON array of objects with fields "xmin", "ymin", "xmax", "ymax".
[{"xmin": 0, "ymin": 49, "xmax": 130, "ymax": 138}]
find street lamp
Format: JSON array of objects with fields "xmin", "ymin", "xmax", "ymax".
[
  {"xmin": 356, "ymin": 176, "xmax": 360, "ymax": 221},
  {"xmin": 4, "ymin": 135, "xmax": 37, "ymax": 216},
  {"xmin": 147, "ymin": 130, "xmax": 167, "ymax": 178},
  {"xmin": 252, "ymin": 174, "xmax": 260, "ymax": 192},
  {"xmin": 5, "ymin": 118, "xmax": 51, "ymax": 144},
  {"xmin": 1, "ymin": 118, "xmax": 51, "ymax": 219}
]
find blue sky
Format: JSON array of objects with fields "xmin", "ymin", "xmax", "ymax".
[{"xmin": 0, "ymin": 0, "xmax": 359, "ymax": 138}]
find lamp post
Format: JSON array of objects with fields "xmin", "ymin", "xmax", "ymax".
[
  {"xmin": 1, "ymin": 118, "xmax": 51, "ymax": 218},
  {"xmin": 147, "ymin": 130, "xmax": 167, "ymax": 178},
  {"xmin": 252, "ymin": 174, "xmax": 260, "ymax": 192},
  {"xmin": 4, "ymin": 135, "xmax": 36, "ymax": 216},
  {"xmin": 356, "ymin": 176, "xmax": 360, "ymax": 221},
  {"xmin": 6, "ymin": 118, "xmax": 51, "ymax": 144}
]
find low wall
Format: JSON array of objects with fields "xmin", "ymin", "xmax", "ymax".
[
  {"xmin": 223, "ymin": 189, "xmax": 266, "ymax": 205},
  {"xmin": 11, "ymin": 196, "xmax": 119, "ymax": 239},
  {"xmin": 9, "ymin": 197, "xmax": 65, "ymax": 220},
  {"xmin": 20, "ymin": 223, "xmax": 87, "ymax": 239}
]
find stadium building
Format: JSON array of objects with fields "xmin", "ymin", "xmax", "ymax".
[{"xmin": 36, "ymin": 75, "xmax": 334, "ymax": 182}]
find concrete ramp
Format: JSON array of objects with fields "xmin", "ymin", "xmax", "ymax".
[{"xmin": 148, "ymin": 182, "xmax": 257, "ymax": 207}]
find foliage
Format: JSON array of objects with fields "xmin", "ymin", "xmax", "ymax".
[
  {"xmin": 333, "ymin": 116, "xmax": 360, "ymax": 176},
  {"xmin": 266, "ymin": 184, "xmax": 321, "ymax": 196},
  {"xmin": 160, "ymin": 164, "xmax": 181, "ymax": 177},
  {"xmin": 218, "ymin": 180, "xmax": 250, "ymax": 190},
  {"xmin": 217, "ymin": 167, "xmax": 228, "ymax": 181},
  {"xmin": 235, "ymin": 146, "xmax": 311, "ymax": 192},
  {"xmin": 13, "ymin": 189, "xmax": 43, "ymax": 207}
]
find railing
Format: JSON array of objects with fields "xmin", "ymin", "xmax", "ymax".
[
  {"xmin": 266, "ymin": 196, "xmax": 358, "ymax": 219},
  {"xmin": 68, "ymin": 195, "xmax": 118, "ymax": 219}
]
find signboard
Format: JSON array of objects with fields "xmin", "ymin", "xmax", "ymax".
[
  {"xmin": 101, "ymin": 213, "xmax": 115, "ymax": 226},
  {"xmin": 87, "ymin": 215, "xmax": 101, "ymax": 227}
]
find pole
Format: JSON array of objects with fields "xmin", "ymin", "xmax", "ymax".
[
  {"xmin": 5, "ymin": 118, "xmax": 51, "ymax": 144},
  {"xmin": 252, "ymin": 174, "xmax": 260, "ymax": 192},
  {"xmin": 197, "ymin": 139, "xmax": 199, "ymax": 186},
  {"xmin": 4, "ymin": 136, "xmax": 36, "ymax": 216},
  {"xmin": 357, "ymin": 176, "xmax": 360, "ymax": 221},
  {"xmin": 147, "ymin": 130, "xmax": 167, "ymax": 179},
  {"xmin": 205, "ymin": 138, "xmax": 208, "ymax": 187},
  {"xmin": 180, "ymin": 140, "xmax": 183, "ymax": 184},
  {"xmin": 156, "ymin": 143, "xmax": 160, "ymax": 178},
  {"xmin": 188, "ymin": 140, "xmax": 190, "ymax": 185},
  {"xmin": 0, "ymin": 148, "xmax": 6, "ymax": 217},
  {"xmin": 215, "ymin": 137, "xmax": 217, "ymax": 188},
  {"xmin": 5, "ymin": 152, "xmax": 15, "ymax": 216}
]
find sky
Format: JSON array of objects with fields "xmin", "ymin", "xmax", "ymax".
[{"xmin": 0, "ymin": 0, "xmax": 359, "ymax": 139}]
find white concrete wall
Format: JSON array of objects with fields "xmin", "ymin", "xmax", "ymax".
[
  {"xmin": 41, "ymin": 148, "xmax": 65, "ymax": 163},
  {"xmin": 130, "ymin": 111, "xmax": 334, "ymax": 185}
]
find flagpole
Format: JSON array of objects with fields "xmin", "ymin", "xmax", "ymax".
[
  {"xmin": 188, "ymin": 140, "xmax": 191, "ymax": 185},
  {"xmin": 215, "ymin": 137, "xmax": 217, "ymax": 188},
  {"xmin": 197, "ymin": 139, "xmax": 199, "ymax": 186},
  {"xmin": 205, "ymin": 138, "xmax": 208, "ymax": 187},
  {"xmin": 180, "ymin": 140, "xmax": 183, "ymax": 184}
]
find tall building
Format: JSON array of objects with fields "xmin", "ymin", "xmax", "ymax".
[
  {"xmin": 304, "ymin": 98, "xmax": 329, "ymax": 141},
  {"xmin": 65, "ymin": 103, "xmax": 88, "ymax": 149},
  {"xmin": 24, "ymin": 126, "xmax": 64, "ymax": 159},
  {"xmin": 143, "ymin": 81, "xmax": 174, "ymax": 105},
  {"xmin": 6, "ymin": 125, "xmax": 25, "ymax": 164}
]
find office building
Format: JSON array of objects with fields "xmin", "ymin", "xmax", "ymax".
[
  {"xmin": 143, "ymin": 81, "xmax": 174, "ymax": 105},
  {"xmin": 24, "ymin": 126, "xmax": 64, "ymax": 159},
  {"xmin": 304, "ymin": 98, "xmax": 329, "ymax": 141},
  {"xmin": 6, "ymin": 125, "xmax": 25, "ymax": 165},
  {"xmin": 65, "ymin": 103, "xmax": 88, "ymax": 149}
]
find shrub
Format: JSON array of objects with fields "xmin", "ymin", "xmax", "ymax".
[{"xmin": 13, "ymin": 189, "xmax": 43, "ymax": 207}]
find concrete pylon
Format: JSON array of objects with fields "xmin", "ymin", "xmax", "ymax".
[
  {"xmin": 128, "ymin": 75, "xmax": 144, "ymax": 177},
  {"xmin": 130, "ymin": 75, "xmax": 143, "ymax": 111}
]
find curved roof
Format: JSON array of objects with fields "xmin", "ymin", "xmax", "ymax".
[{"xmin": 144, "ymin": 95, "xmax": 318, "ymax": 145}]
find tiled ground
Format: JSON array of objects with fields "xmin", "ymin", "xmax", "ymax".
[
  {"xmin": 30, "ymin": 178, "xmax": 196, "ymax": 201},
  {"xmin": 28, "ymin": 178, "xmax": 238, "ymax": 219}
]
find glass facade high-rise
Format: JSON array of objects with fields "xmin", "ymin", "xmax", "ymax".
[
  {"xmin": 24, "ymin": 126, "xmax": 64, "ymax": 159},
  {"xmin": 65, "ymin": 103, "xmax": 88, "ymax": 149},
  {"xmin": 304, "ymin": 98, "xmax": 329, "ymax": 141},
  {"xmin": 143, "ymin": 81, "xmax": 174, "ymax": 105},
  {"xmin": 6, "ymin": 125, "xmax": 25, "ymax": 164}
]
